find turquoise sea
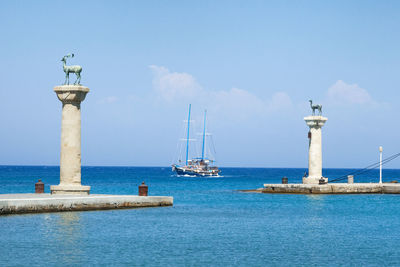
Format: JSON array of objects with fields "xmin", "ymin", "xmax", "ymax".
[{"xmin": 1, "ymin": 166, "xmax": 400, "ymax": 266}]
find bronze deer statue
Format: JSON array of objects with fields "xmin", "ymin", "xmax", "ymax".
[
  {"xmin": 61, "ymin": 54, "xmax": 82, "ymax": 85},
  {"xmin": 309, "ymin": 100, "xmax": 322, "ymax": 116}
]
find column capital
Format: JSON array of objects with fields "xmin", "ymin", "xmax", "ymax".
[
  {"xmin": 304, "ymin": 116, "xmax": 328, "ymax": 128},
  {"xmin": 54, "ymin": 85, "xmax": 89, "ymax": 103}
]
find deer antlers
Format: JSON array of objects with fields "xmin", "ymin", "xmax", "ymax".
[{"xmin": 62, "ymin": 53, "xmax": 75, "ymax": 60}]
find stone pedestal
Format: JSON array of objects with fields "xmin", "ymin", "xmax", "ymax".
[
  {"xmin": 303, "ymin": 116, "xmax": 328, "ymax": 184},
  {"xmin": 51, "ymin": 85, "xmax": 90, "ymax": 195}
]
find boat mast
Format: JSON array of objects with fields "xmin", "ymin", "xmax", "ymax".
[
  {"xmin": 185, "ymin": 104, "xmax": 191, "ymax": 165},
  {"xmin": 201, "ymin": 109, "xmax": 207, "ymax": 161}
]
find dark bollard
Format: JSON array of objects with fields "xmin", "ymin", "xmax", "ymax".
[
  {"xmin": 319, "ymin": 178, "xmax": 326, "ymax": 185},
  {"xmin": 35, "ymin": 179, "xmax": 44, "ymax": 193},
  {"xmin": 139, "ymin": 181, "xmax": 148, "ymax": 196},
  {"xmin": 282, "ymin": 177, "xmax": 288, "ymax": 184}
]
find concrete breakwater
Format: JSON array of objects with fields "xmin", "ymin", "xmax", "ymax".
[
  {"xmin": 0, "ymin": 194, "xmax": 173, "ymax": 215},
  {"xmin": 242, "ymin": 183, "xmax": 400, "ymax": 194}
]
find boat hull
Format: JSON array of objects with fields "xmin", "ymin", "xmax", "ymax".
[{"xmin": 172, "ymin": 165, "xmax": 220, "ymax": 177}]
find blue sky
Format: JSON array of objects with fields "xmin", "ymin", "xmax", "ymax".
[{"xmin": 1, "ymin": 1, "xmax": 400, "ymax": 168}]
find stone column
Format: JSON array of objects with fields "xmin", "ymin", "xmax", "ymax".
[
  {"xmin": 50, "ymin": 85, "xmax": 91, "ymax": 195},
  {"xmin": 303, "ymin": 116, "xmax": 328, "ymax": 184}
]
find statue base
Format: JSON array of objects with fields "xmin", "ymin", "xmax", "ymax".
[
  {"xmin": 54, "ymin": 85, "xmax": 89, "ymax": 102},
  {"xmin": 50, "ymin": 184, "xmax": 91, "ymax": 195},
  {"xmin": 304, "ymin": 115, "xmax": 328, "ymax": 127},
  {"xmin": 302, "ymin": 176, "xmax": 328, "ymax": 184}
]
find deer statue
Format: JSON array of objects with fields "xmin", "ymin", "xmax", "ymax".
[
  {"xmin": 61, "ymin": 54, "xmax": 82, "ymax": 85},
  {"xmin": 309, "ymin": 100, "xmax": 322, "ymax": 116}
]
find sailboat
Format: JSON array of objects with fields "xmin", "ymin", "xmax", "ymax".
[{"xmin": 172, "ymin": 104, "xmax": 221, "ymax": 177}]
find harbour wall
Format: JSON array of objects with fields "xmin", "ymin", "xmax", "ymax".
[{"xmin": 0, "ymin": 194, "xmax": 173, "ymax": 215}]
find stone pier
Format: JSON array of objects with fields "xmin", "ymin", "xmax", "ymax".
[
  {"xmin": 50, "ymin": 85, "xmax": 90, "ymax": 195},
  {"xmin": 260, "ymin": 183, "xmax": 400, "ymax": 194},
  {"xmin": 303, "ymin": 115, "xmax": 328, "ymax": 184},
  {"xmin": 0, "ymin": 194, "xmax": 173, "ymax": 215}
]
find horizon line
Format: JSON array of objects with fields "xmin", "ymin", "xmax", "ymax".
[{"xmin": 0, "ymin": 164, "xmax": 399, "ymax": 170}]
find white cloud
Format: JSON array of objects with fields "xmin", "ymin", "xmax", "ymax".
[
  {"xmin": 209, "ymin": 87, "xmax": 266, "ymax": 120},
  {"xmin": 327, "ymin": 80, "xmax": 373, "ymax": 105},
  {"xmin": 149, "ymin": 65, "xmax": 202, "ymax": 102},
  {"xmin": 211, "ymin": 87, "xmax": 265, "ymax": 110},
  {"xmin": 149, "ymin": 65, "xmax": 293, "ymax": 120}
]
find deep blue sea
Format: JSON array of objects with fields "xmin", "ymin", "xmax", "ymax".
[{"xmin": 1, "ymin": 166, "xmax": 400, "ymax": 266}]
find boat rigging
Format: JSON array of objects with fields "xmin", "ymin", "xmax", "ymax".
[{"xmin": 172, "ymin": 105, "xmax": 220, "ymax": 177}]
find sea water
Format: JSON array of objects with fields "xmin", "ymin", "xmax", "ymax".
[{"xmin": 1, "ymin": 166, "xmax": 400, "ymax": 266}]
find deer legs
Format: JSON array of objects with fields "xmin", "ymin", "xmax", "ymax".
[
  {"xmin": 63, "ymin": 72, "xmax": 81, "ymax": 85},
  {"xmin": 74, "ymin": 72, "xmax": 81, "ymax": 85},
  {"xmin": 64, "ymin": 72, "xmax": 69, "ymax": 85},
  {"xmin": 311, "ymin": 107, "xmax": 322, "ymax": 116}
]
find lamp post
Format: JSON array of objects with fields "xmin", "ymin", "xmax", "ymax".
[{"xmin": 379, "ymin": 146, "xmax": 383, "ymax": 184}]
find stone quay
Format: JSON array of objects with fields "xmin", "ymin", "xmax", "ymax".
[
  {"xmin": 241, "ymin": 183, "xmax": 400, "ymax": 194},
  {"xmin": 0, "ymin": 194, "xmax": 173, "ymax": 215}
]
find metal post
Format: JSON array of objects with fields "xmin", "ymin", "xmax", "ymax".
[
  {"xmin": 201, "ymin": 110, "xmax": 207, "ymax": 161},
  {"xmin": 379, "ymin": 146, "xmax": 383, "ymax": 184},
  {"xmin": 185, "ymin": 104, "xmax": 191, "ymax": 165}
]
